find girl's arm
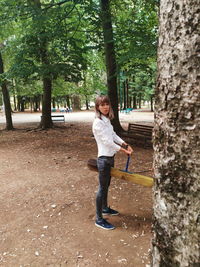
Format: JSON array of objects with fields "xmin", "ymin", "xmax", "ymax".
[
  {"xmin": 112, "ymin": 130, "xmax": 133, "ymax": 155},
  {"xmin": 93, "ymin": 120, "xmax": 122, "ymax": 152},
  {"xmin": 112, "ymin": 131, "xmax": 124, "ymax": 146}
]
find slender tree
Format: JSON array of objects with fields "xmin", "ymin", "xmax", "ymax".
[
  {"xmin": 27, "ymin": 0, "xmax": 53, "ymax": 128},
  {"xmin": 0, "ymin": 50, "xmax": 13, "ymax": 130},
  {"xmin": 100, "ymin": 0, "xmax": 123, "ymax": 132},
  {"xmin": 152, "ymin": 0, "xmax": 200, "ymax": 266}
]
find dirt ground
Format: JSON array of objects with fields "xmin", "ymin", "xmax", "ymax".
[{"xmin": 0, "ymin": 121, "xmax": 153, "ymax": 267}]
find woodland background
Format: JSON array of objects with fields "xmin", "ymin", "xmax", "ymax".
[{"xmin": 0, "ymin": 0, "xmax": 157, "ymax": 129}]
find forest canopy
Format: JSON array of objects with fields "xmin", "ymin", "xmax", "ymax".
[{"xmin": 0, "ymin": 0, "xmax": 158, "ymax": 113}]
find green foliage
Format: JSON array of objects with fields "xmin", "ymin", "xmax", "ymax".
[
  {"xmin": 129, "ymin": 61, "xmax": 156, "ymax": 101},
  {"xmin": 112, "ymin": 0, "xmax": 158, "ymax": 68},
  {"xmin": 111, "ymin": 0, "xmax": 158, "ymax": 105},
  {"xmin": 6, "ymin": 1, "xmax": 87, "ymax": 82},
  {"xmin": 0, "ymin": 0, "xmax": 158, "ymax": 108},
  {"xmin": 51, "ymin": 50, "xmax": 107, "ymax": 99},
  {"xmin": 83, "ymin": 50, "xmax": 107, "ymax": 95},
  {"xmin": 11, "ymin": 79, "xmax": 43, "ymax": 97}
]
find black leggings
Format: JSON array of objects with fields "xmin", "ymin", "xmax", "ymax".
[{"xmin": 96, "ymin": 156, "xmax": 114, "ymax": 220}]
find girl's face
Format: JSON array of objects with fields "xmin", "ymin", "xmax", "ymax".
[{"xmin": 98, "ymin": 102, "xmax": 110, "ymax": 116}]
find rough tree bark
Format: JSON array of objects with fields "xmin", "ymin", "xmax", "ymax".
[
  {"xmin": 152, "ymin": 1, "xmax": 200, "ymax": 266},
  {"xmin": 100, "ymin": 0, "xmax": 123, "ymax": 132},
  {"xmin": 0, "ymin": 51, "xmax": 13, "ymax": 130}
]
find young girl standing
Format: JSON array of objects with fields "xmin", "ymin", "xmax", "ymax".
[{"xmin": 92, "ymin": 95, "xmax": 133, "ymax": 230}]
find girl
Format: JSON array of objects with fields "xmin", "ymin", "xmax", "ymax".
[{"xmin": 92, "ymin": 95, "xmax": 133, "ymax": 230}]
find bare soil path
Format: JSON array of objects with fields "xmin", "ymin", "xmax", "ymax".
[{"xmin": 0, "ymin": 121, "xmax": 153, "ymax": 267}]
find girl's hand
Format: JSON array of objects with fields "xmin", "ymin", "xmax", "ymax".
[
  {"xmin": 120, "ymin": 144, "xmax": 133, "ymax": 155},
  {"xmin": 127, "ymin": 145, "xmax": 133, "ymax": 154},
  {"xmin": 125, "ymin": 146, "xmax": 133, "ymax": 155},
  {"xmin": 125, "ymin": 150, "xmax": 132, "ymax": 155}
]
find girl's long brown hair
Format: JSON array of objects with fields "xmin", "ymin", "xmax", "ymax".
[{"xmin": 95, "ymin": 95, "xmax": 114, "ymax": 120}]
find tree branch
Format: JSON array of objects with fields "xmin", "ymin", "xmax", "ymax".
[{"xmin": 42, "ymin": 0, "xmax": 79, "ymax": 11}]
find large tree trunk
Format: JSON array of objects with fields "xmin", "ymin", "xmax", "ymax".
[
  {"xmin": 40, "ymin": 77, "xmax": 53, "ymax": 129},
  {"xmin": 152, "ymin": 1, "xmax": 200, "ymax": 266},
  {"xmin": 100, "ymin": 0, "xmax": 123, "ymax": 132},
  {"xmin": 39, "ymin": 50, "xmax": 53, "ymax": 128},
  {"xmin": 0, "ymin": 51, "xmax": 13, "ymax": 130}
]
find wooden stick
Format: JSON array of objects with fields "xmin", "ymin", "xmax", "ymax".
[{"xmin": 87, "ymin": 159, "xmax": 154, "ymax": 187}]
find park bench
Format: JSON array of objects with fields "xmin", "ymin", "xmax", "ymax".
[
  {"xmin": 41, "ymin": 115, "xmax": 65, "ymax": 122},
  {"xmin": 120, "ymin": 108, "xmax": 133, "ymax": 114},
  {"xmin": 51, "ymin": 115, "xmax": 65, "ymax": 122},
  {"xmin": 121, "ymin": 123, "xmax": 153, "ymax": 148}
]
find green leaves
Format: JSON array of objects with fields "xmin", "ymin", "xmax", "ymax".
[
  {"xmin": 111, "ymin": 0, "xmax": 158, "ymax": 67},
  {"xmin": 0, "ymin": 0, "xmax": 158, "ymax": 106}
]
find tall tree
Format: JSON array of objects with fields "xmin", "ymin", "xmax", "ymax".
[
  {"xmin": 100, "ymin": 0, "xmax": 122, "ymax": 132},
  {"xmin": 0, "ymin": 5, "xmax": 15, "ymax": 130},
  {"xmin": 31, "ymin": 0, "xmax": 53, "ymax": 128},
  {"xmin": 153, "ymin": 0, "xmax": 200, "ymax": 266},
  {"xmin": 0, "ymin": 49, "xmax": 13, "ymax": 130}
]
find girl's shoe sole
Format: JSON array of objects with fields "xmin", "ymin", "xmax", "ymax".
[{"xmin": 95, "ymin": 223, "xmax": 115, "ymax": 230}]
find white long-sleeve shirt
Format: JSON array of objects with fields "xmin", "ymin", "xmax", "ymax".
[{"xmin": 92, "ymin": 115, "xmax": 124, "ymax": 157}]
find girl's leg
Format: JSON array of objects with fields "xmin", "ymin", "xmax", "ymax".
[
  {"xmin": 102, "ymin": 157, "xmax": 114, "ymax": 209},
  {"xmin": 96, "ymin": 157, "xmax": 113, "ymax": 220},
  {"xmin": 101, "ymin": 174, "xmax": 110, "ymax": 211}
]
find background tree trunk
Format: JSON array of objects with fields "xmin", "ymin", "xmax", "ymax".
[
  {"xmin": 85, "ymin": 96, "xmax": 89, "ymax": 110},
  {"xmin": 72, "ymin": 95, "xmax": 81, "ymax": 110},
  {"xmin": 33, "ymin": 95, "xmax": 40, "ymax": 112},
  {"xmin": 66, "ymin": 95, "xmax": 70, "ymax": 109},
  {"xmin": 123, "ymin": 81, "xmax": 126, "ymax": 109},
  {"xmin": 126, "ymin": 79, "xmax": 130, "ymax": 108},
  {"xmin": 13, "ymin": 94, "xmax": 17, "ymax": 111},
  {"xmin": 100, "ymin": 0, "xmax": 123, "ymax": 132},
  {"xmin": 152, "ymin": 1, "xmax": 200, "ymax": 266},
  {"xmin": 52, "ymin": 97, "xmax": 56, "ymax": 109},
  {"xmin": 0, "ymin": 51, "xmax": 13, "ymax": 130},
  {"xmin": 133, "ymin": 96, "xmax": 137, "ymax": 109},
  {"xmin": 150, "ymin": 95, "xmax": 154, "ymax": 112}
]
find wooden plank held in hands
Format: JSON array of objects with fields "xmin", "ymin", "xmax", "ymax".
[{"xmin": 87, "ymin": 159, "xmax": 154, "ymax": 188}]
